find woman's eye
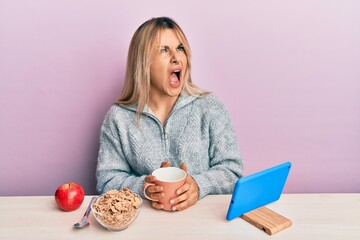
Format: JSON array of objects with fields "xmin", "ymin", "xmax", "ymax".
[
  {"xmin": 160, "ymin": 48, "xmax": 168, "ymax": 53},
  {"xmin": 177, "ymin": 46, "xmax": 185, "ymax": 51}
]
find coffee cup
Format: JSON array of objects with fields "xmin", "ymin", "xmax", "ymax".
[{"xmin": 142, "ymin": 167, "xmax": 187, "ymax": 211}]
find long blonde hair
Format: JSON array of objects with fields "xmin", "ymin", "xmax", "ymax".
[{"xmin": 117, "ymin": 17, "xmax": 208, "ymax": 121}]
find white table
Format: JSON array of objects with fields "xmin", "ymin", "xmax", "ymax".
[{"xmin": 0, "ymin": 194, "xmax": 359, "ymax": 239}]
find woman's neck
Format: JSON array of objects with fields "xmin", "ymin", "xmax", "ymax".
[{"xmin": 148, "ymin": 95, "xmax": 179, "ymax": 125}]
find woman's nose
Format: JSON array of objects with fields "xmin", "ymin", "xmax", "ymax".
[{"xmin": 171, "ymin": 51, "xmax": 180, "ymax": 63}]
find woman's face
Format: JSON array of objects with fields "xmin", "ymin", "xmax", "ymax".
[{"xmin": 150, "ymin": 29, "xmax": 188, "ymax": 99}]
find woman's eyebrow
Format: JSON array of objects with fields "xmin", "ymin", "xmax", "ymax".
[{"xmin": 157, "ymin": 43, "xmax": 183, "ymax": 49}]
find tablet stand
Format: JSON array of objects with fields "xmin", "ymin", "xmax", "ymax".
[{"xmin": 241, "ymin": 206, "xmax": 292, "ymax": 235}]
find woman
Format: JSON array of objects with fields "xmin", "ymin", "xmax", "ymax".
[{"xmin": 96, "ymin": 17, "xmax": 243, "ymax": 211}]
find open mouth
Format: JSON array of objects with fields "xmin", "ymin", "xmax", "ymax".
[
  {"xmin": 170, "ymin": 69, "xmax": 181, "ymax": 87},
  {"xmin": 171, "ymin": 69, "xmax": 181, "ymax": 80},
  {"xmin": 174, "ymin": 70, "xmax": 180, "ymax": 79}
]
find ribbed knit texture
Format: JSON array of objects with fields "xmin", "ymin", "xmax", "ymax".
[{"xmin": 96, "ymin": 93, "xmax": 243, "ymax": 199}]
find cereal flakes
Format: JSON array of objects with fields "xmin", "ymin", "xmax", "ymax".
[{"xmin": 92, "ymin": 188, "xmax": 142, "ymax": 229}]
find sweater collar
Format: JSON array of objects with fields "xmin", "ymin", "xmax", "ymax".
[{"xmin": 122, "ymin": 93, "xmax": 199, "ymax": 115}]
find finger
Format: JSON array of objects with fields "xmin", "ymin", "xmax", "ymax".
[
  {"xmin": 152, "ymin": 201, "xmax": 164, "ymax": 210},
  {"xmin": 171, "ymin": 187, "xmax": 199, "ymax": 211},
  {"xmin": 147, "ymin": 185, "xmax": 163, "ymax": 193},
  {"xmin": 161, "ymin": 161, "xmax": 171, "ymax": 168},
  {"xmin": 172, "ymin": 195, "xmax": 197, "ymax": 211},
  {"xmin": 145, "ymin": 175, "xmax": 157, "ymax": 183},
  {"xmin": 171, "ymin": 177, "xmax": 199, "ymax": 208},
  {"xmin": 149, "ymin": 192, "xmax": 164, "ymax": 199},
  {"xmin": 180, "ymin": 162, "xmax": 187, "ymax": 172},
  {"xmin": 175, "ymin": 182, "xmax": 191, "ymax": 195},
  {"xmin": 170, "ymin": 188, "xmax": 190, "ymax": 205},
  {"xmin": 172, "ymin": 200, "xmax": 189, "ymax": 211}
]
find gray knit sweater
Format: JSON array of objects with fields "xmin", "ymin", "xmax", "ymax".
[{"xmin": 96, "ymin": 93, "xmax": 243, "ymax": 199}]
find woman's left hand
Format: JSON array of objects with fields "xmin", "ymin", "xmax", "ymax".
[{"xmin": 169, "ymin": 163, "xmax": 199, "ymax": 211}]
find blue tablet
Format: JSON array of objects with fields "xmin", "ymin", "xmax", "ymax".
[{"xmin": 226, "ymin": 162, "xmax": 292, "ymax": 221}]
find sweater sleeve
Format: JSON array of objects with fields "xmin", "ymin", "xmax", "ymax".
[
  {"xmin": 191, "ymin": 97, "xmax": 243, "ymax": 199},
  {"xmin": 96, "ymin": 107, "xmax": 146, "ymax": 197}
]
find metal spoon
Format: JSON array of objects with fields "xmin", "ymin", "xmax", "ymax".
[{"xmin": 73, "ymin": 196, "xmax": 97, "ymax": 229}]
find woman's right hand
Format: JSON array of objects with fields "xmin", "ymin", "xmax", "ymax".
[{"xmin": 144, "ymin": 161, "xmax": 171, "ymax": 210}]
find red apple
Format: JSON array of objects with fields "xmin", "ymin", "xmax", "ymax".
[{"xmin": 54, "ymin": 182, "xmax": 85, "ymax": 211}]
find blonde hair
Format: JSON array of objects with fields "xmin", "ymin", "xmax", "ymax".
[{"xmin": 117, "ymin": 17, "xmax": 208, "ymax": 121}]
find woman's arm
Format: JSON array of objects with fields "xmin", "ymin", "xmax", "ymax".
[
  {"xmin": 95, "ymin": 108, "xmax": 146, "ymax": 196},
  {"xmin": 168, "ymin": 96, "xmax": 244, "ymax": 210},
  {"xmin": 192, "ymin": 98, "xmax": 244, "ymax": 199}
]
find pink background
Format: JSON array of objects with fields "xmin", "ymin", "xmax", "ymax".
[{"xmin": 1, "ymin": 0, "xmax": 359, "ymax": 196}]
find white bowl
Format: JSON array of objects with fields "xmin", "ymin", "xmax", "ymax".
[{"xmin": 91, "ymin": 190, "xmax": 142, "ymax": 231}]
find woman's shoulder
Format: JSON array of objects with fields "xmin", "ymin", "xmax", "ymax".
[
  {"xmin": 194, "ymin": 93, "xmax": 227, "ymax": 110},
  {"xmin": 105, "ymin": 104, "xmax": 126, "ymax": 116},
  {"xmin": 195, "ymin": 94, "xmax": 235, "ymax": 129},
  {"xmin": 103, "ymin": 104, "xmax": 135, "ymax": 125},
  {"xmin": 188, "ymin": 93, "xmax": 231, "ymax": 122}
]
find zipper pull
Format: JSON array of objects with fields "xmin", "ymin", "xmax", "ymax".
[{"xmin": 162, "ymin": 128, "xmax": 168, "ymax": 140}]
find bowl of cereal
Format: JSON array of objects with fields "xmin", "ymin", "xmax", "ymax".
[{"xmin": 91, "ymin": 188, "xmax": 142, "ymax": 231}]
